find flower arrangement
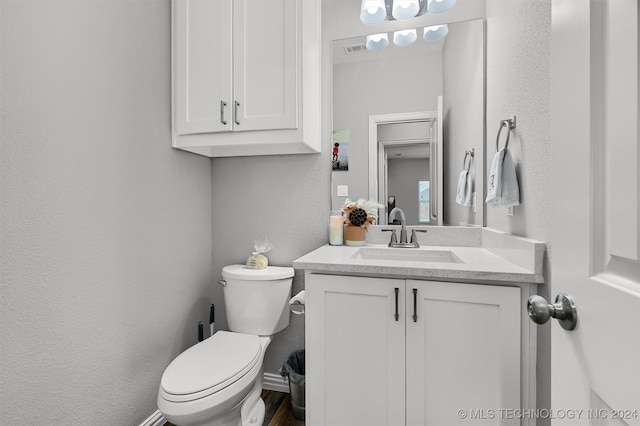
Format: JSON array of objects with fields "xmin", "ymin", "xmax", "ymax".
[{"xmin": 342, "ymin": 198, "xmax": 383, "ymax": 230}]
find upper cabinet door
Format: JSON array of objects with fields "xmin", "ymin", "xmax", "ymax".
[
  {"xmin": 174, "ymin": 0, "xmax": 233, "ymax": 135},
  {"xmin": 233, "ymin": 0, "xmax": 298, "ymax": 132}
]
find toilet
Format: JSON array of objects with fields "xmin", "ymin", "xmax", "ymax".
[{"xmin": 157, "ymin": 265, "xmax": 295, "ymax": 426}]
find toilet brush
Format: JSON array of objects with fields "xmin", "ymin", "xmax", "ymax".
[
  {"xmin": 197, "ymin": 321, "xmax": 204, "ymax": 343},
  {"xmin": 209, "ymin": 304, "xmax": 215, "ymax": 337}
]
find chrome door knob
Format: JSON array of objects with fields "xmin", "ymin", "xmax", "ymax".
[{"xmin": 527, "ymin": 294, "xmax": 577, "ymax": 330}]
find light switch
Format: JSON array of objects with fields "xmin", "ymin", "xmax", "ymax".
[{"xmin": 336, "ymin": 185, "xmax": 349, "ymax": 197}]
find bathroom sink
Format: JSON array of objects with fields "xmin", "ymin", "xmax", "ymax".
[{"xmin": 351, "ymin": 248, "xmax": 463, "ymax": 264}]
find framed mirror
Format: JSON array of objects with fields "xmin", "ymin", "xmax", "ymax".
[{"xmin": 331, "ymin": 18, "xmax": 485, "ymax": 227}]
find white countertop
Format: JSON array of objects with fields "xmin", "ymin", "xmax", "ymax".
[{"xmin": 292, "ymin": 228, "xmax": 546, "ymax": 284}]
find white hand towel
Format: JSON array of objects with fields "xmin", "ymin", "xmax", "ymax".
[
  {"xmin": 486, "ymin": 149, "xmax": 504, "ymax": 205},
  {"xmin": 463, "ymin": 171, "xmax": 473, "ymax": 207},
  {"xmin": 455, "ymin": 170, "xmax": 469, "ymax": 205},
  {"xmin": 456, "ymin": 170, "xmax": 473, "ymax": 207},
  {"xmin": 486, "ymin": 148, "xmax": 520, "ymax": 207}
]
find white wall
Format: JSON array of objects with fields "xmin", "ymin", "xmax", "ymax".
[
  {"xmin": 485, "ymin": 0, "xmax": 552, "ymax": 423},
  {"xmin": 0, "ymin": 1, "xmax": 213, "ymax": 424}
]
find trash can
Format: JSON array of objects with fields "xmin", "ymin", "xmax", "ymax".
[{"xmin": 280, "ymin": 350, "xmax": 305, "ymax": 420}]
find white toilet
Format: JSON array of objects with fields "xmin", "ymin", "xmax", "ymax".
[{"xmin": 157, "ymin": 265, "xmax": 295, "ymax": 426}]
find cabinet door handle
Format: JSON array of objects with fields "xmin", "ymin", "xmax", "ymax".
[
  {"xmin": 412, "ymin": 288, "xmax": 418, "ymax": 322},
  {"xmin": 234, "ymin": 101, "xmax": 240, "ymax": 125},
  {"xmin": 394, "ymin": 287, "xmax": 399, "ymax": 321},
  {"xmin": 220, "ymin": 101, "xmax": 228, "ymax": 125}
]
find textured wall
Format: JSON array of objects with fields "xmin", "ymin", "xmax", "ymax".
[
  {"xmin": 485, "ymin": 0, "xmax": 552, "ymax": 239},
  {"xmin": 0, "ymin": 1, "xmax": 213, "ymax": 424},
  {"xmin": 485, "ymin": 0, "xmax": 552, "ymax": 423}
]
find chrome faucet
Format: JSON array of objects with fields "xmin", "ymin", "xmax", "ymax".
[
  {"xmin": 388, "ymin": 207, "xmax": 408, "ymax": 244},
  {"xmin": 383, "ymin": 208, "xmax": 427, "ymax": 248}
]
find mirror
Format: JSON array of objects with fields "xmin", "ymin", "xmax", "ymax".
[{"xmin": 331, "ymin": 18, "xmax": 485, "ymax": 226}]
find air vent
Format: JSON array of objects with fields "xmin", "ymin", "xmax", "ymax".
[{"xmin": 343, "ymin": 44, "xmax": 368, "ymax": 54}]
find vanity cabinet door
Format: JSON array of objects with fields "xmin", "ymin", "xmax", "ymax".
[
  {"xmin": 405, "ymin": 280, "xmax": 521, "ymax": 426},
  {"xmin": 306, "ymin": 274, "xmax": 406, "ymax": 426}
]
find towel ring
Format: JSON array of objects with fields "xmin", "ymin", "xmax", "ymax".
[{"xmin": 495, "ymin": 115, "xmax": 516, "ymax": 152}]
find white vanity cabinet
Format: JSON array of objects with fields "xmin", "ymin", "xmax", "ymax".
[
  {"xmin": 306, "ymin": 273, "xmax": 527, "ymax": 426},
  {"xmin": 171, "ymin": 0, "xmax": 321, "ymax": 157}
]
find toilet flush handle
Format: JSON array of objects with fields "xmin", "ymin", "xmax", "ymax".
[{"xmin": 218, "ymin": 280, "xmax": 227, "ymax": 287}]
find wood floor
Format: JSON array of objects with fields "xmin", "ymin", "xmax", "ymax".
[
  {"xmin": 163, "ymin": 390, "xmax": 304, "ymax": 426},
  {"xmin": 261, "ymin": 389, "xmax": 305, "ymax": 426}
]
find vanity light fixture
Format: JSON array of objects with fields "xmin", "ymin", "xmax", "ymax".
[
  {"xmin": 365, "ymin": 25, "xmax": 448, "ymax": 51},
  {"xmin": 360, "ymin": 0, "xmax": 456, "ymax": 25},
  {"xmin": 393, "ymin": 28, "xmax": 417, "ymax": 46},
  {"xmin": 423, "ymin": 24, "xmax": 449, "ymax": 41},
  {"xmin": 366, "ymin": 33, "xmax": 390, "ymax": 50}
]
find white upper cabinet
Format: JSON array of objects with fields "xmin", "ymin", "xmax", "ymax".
[{"xmin": 172, "ymin": 0, "xmax": 321, "ymax": 157}]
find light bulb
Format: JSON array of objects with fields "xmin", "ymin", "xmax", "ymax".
[
  {"xmin": 393, "ymin": 29, "xmax": 417, "ymax": 46},
  {"xmin": 423, "ymin": 24, "xmax": 449, "ymax": 41},
  {"xmin": 392, "ymin": 0, "xmax": 420, "ymax": 20},
  {"xmin": 360, "ymin": 0, "xmax": 387, "ymax": 25},
  {"xmin": 366, "ymin": 33, "xmax": 389, "ymax": 50},
  {"xmin": 427, "ymin": 0, "xmax": 456, "ymax": 14}
]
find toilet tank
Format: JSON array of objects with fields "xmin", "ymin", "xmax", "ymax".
[{"xmin": 221, "ymin": 265, "xmax": 294, "ymax": 336}]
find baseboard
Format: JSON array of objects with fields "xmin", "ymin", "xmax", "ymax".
[
  {"xmin": 263, "ymin": 372, "xmax": 290, "ymax": 393},
  {"xmin": 140, "ymin": 409, "xmax": 165, "ymax": 426}
]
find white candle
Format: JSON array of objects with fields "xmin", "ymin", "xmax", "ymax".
[{"xmin": 329, "ymin": 214, "xmax": 344, "ymax": 245}]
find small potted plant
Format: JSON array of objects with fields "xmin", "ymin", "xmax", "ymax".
[{"xmin": 342, "ymin": 198, "xmax": 382, "ymax": 246}]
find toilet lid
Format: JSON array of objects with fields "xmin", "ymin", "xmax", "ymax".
[
  {"xmin": 222, "ymin": 264, "xmax": 294, "ymax": 281},
  {"xmin": 161, "ymin": 331, "xmax": 261, "ymax": 400}
]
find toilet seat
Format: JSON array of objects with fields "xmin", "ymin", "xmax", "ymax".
[{"xmin": 160, "ymin": 331, "xmax": 261, "ymax": 403}]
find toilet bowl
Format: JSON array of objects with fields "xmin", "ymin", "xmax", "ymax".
[{"xmin": 157, "ymin": 265, "xmax": 294, "ymax": 426}]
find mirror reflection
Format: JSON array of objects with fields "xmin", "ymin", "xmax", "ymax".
[{"xmin": 331, "ymin": 18, "xmax": 485, "ymax": 226}]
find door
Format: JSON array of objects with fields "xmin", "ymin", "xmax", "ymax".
[
  {"xmin": 306, "ymin": 274, "xmax": 405, "ymax": 426},
  {"xmin": 406, "ymin": 280, "xmax": 521, "ymax": 426},
  {"xmin": 552, "ymin": 0, "xmax": 640, "ymax": 424}
]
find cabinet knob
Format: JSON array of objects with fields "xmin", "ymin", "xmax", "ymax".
[{"xmin": 527, "ymin": 294, "xmax": 577, "ymax": 330}]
